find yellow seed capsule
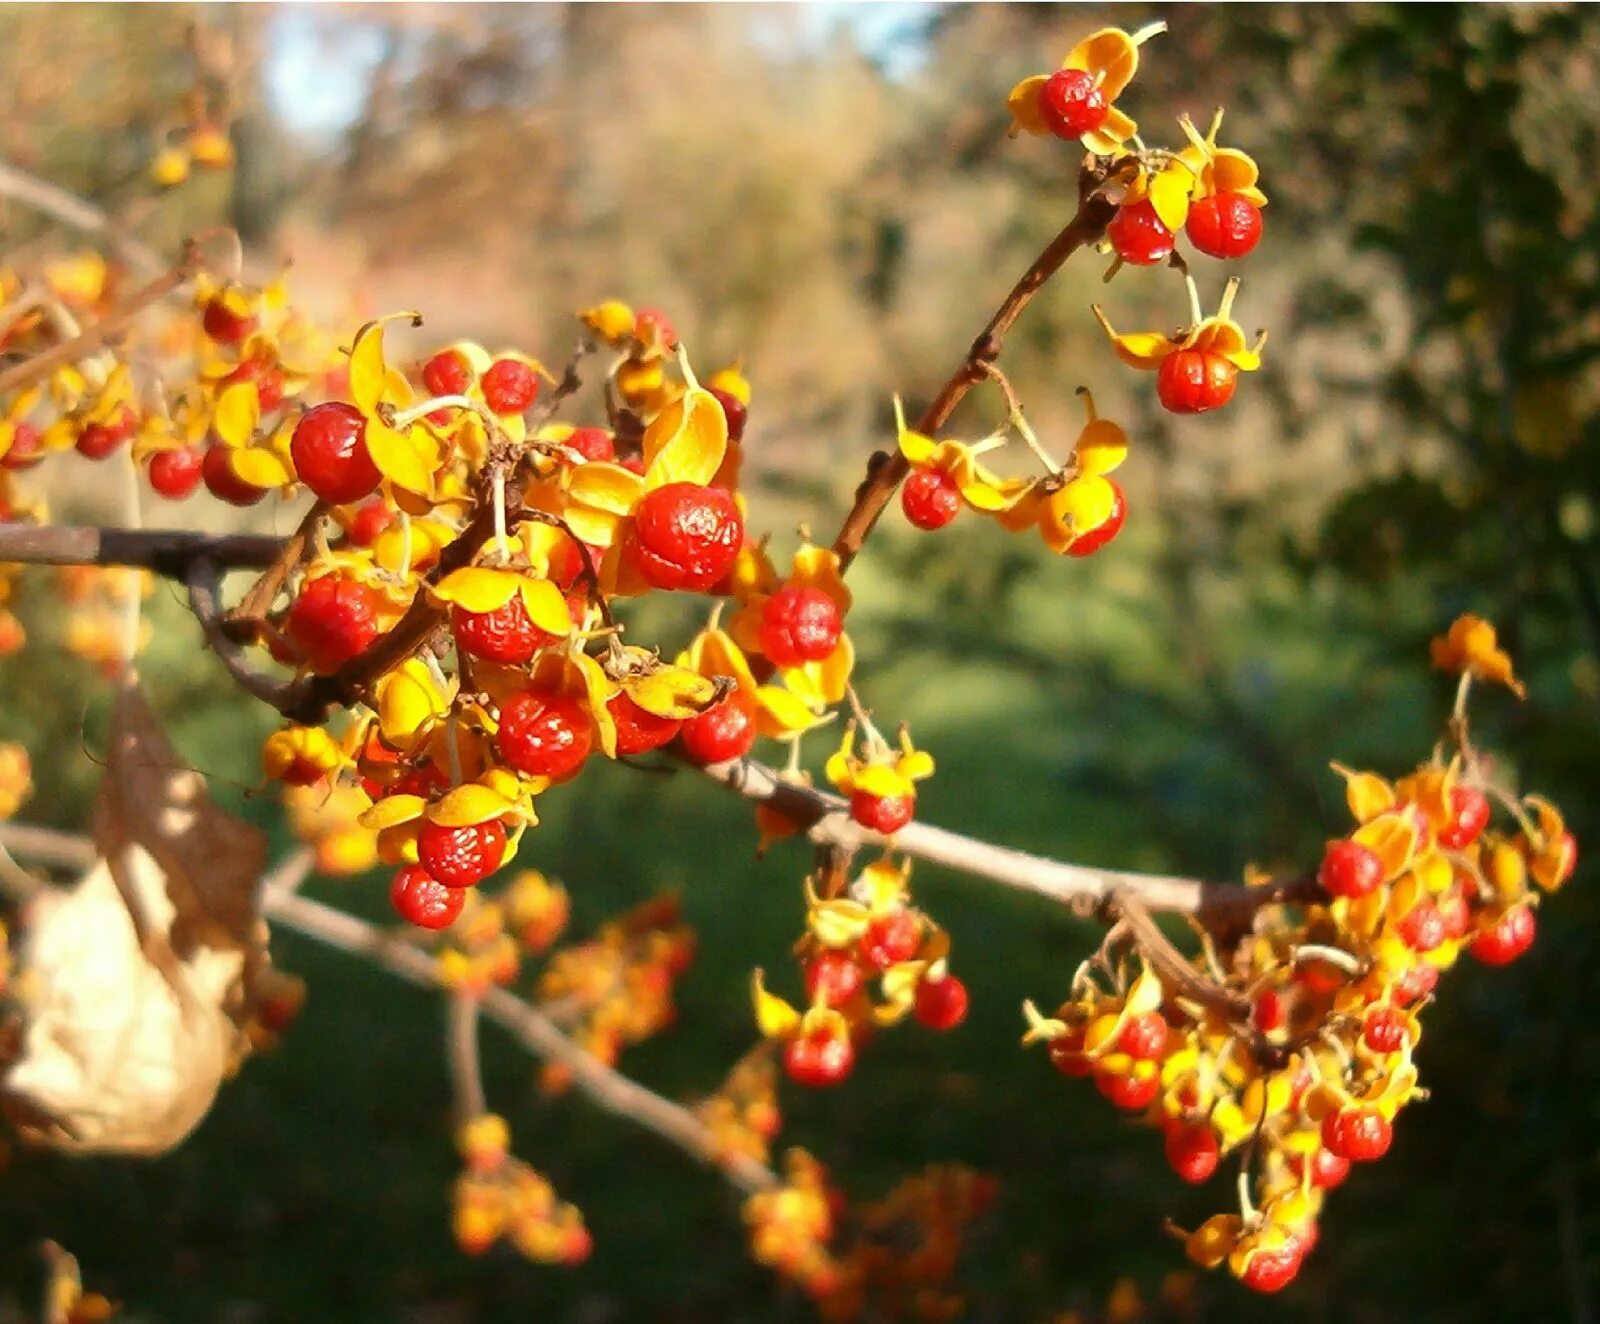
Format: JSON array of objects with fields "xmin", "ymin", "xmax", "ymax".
[
  {"xmin": 150, "ymin": 146, "xmax": 190, "ymax": 188},
  {"xmin": 1486, "ymin": 839, "xmax": 1528, "ymax": 902},
  {"xmin": 615, "ymin": 356, "xmax": 665, "ymax": 403}
]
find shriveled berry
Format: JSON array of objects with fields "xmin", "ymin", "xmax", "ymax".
[
  {"xmin": 784, "ymin": 1028, "xmax": 854, "ymax": 1088},
  {"xmin": 860, "ymin": 910, "xmax": 920, "ymax": 970},
  {"xmin": 805, "ymin": 950, "xmax": 863, "ymax": 1008},
  {"xmin": 1067, "ymin": 479, "xmax": 1126, "ymax": 557},
  {"xmin": 76, "ymin": 404, "xmax": 137, "ymax": 459},
  {"xmin": 1038, "ymin": 68, "xmax": 1107, "ymax": 140},
  {"xmin": 1185, "ymin": 192, "xmax": 1264, "ymax": 260},
  {"xmin": 147, "ymin": 447, "xmax": 204, "ymax": 499},
  {"xmin": 1095, "ymin": 1066, "xmax": 1159, "ymax": 1111},
  {"xmin": 850, "ymin": 790, "xmax": 915, "ymax": 835},
  {"xmin": 1107, "ymin": 199, "xmax": 1175, "ymax": 266},
  {"xmin": 607, "ymin": 691, "xmax": 682, "ymax": 756},
  {"xmin": 417, "ymin": 820, "xmax": 508, "ymax": 889},
  {"xmin": 564, "ymin": 427, "xmax": 616, "ymax": 462},
  {"xmin": 286, "ymin": 575, "xmax": 382, "ymax": 673},
  {"xmin": 758, "ymin": 586, "xmax": 843, "ymax": 668},
  {"xmin": 496, "ymin": 690, "xmax": 593, "ymax": 781},
  {"xmin": 1470, "ymin": 904, "xmax": 1536, "ymax": 966},
  {"xmin": 1321, "ymin": 1106, "xmax": 1392, "ymax": 1162},
  {"xmin": 346, "ymin": 498, "xmax": 393, "ymax": 547},
  {"xmin": 1156, "ymin": 348, "xmax": 1237, "ymax": 414},
  {"xmin": 1437, "ymin": 785, "xmax": 1490, "ymax": 850},
  {"xmin": 452, "ymin": 595, "xmax": 556, "ymax": 665},
  {"xmin": 630, "ymin": 482, "xmax": 744, "ymax": 592},
  {"xmin": 1116, "ymin": 1011, "xmax": 1169, "ymax": 1061},
  {"xmin": 708, "ymin": 387, "xmax": 747, "ymax": 443},
  {"xmin": 202, "ymin": 444, "xmax": 269, "ymax": 506},
  {"xmin": 202, "ymin": 297, "xmax": 256, "ymax": 345},
  {"xmin": 914, "ymin": 973, "xmax": 969, "ymax": 1030},
  {"xmin": 291, "ymin": 402, "xmax": 381, "ymax": 504},
  {"xmin": 422, "ymin": 348, "xmax": 473, "ymax": 397},
  {"xmin": 390, "ymin": 864, "xmax": 465, "ymax": 930},
  {"xmin": 679, "ymin": 690, "xmax": 758, "ymax": 764},
  {"xmin": 1164, "ymin": 1123, "xmax": 1219, "ymax": 1184},
  {"xmin": 1318, "ymin": 839, "xmax": 1384, "ymax": 899},
  {"xmin": 481, "ymin": 358, "xmax": 539, "ymax": 415},
  {"xmin": 901, "ymin": 468, "xmax": 961, "ymax": 530},
  {"xmin": 1239, "ymin": 1245, "xmax": 1302, "ymax": 1294},
  {"xmin": 1396, "ymin": 900, "xmax": 1446, "ymax": 952}
]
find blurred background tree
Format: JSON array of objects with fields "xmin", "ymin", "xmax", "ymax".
[{"xmin": 0, "ymin": 4, "xmax": 1596, "ymax": 1321}]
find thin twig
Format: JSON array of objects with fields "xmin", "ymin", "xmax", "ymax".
[
  {"xmin": 186, "ymin": 559, "xmax": 299, "ymax": 711},
  {"xmin": 447, "ymin": 992, "xmax": 488, "ymax": 1125},
  {"xmin": 225, "ymin": 501, "xmax": 325, "ymax": 638},
  {"xmin": 0, "ymin": 161, "xmax": 165, "ymax": 275}
]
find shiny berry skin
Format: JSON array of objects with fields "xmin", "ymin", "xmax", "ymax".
[
  {"xmin": 914, "ymin": 973, "xmax": 969, "ymax": 1030},
  {"xmin": 346, "ymin": 499, "xmax": 393, "ymax": 547},
  {"xmin": 417, "ymin": 820, "xmax": 508, "ymax": 889},
  {"xmin": 1321, "ymin": 1106, "xmax": 1392, "ymax": 1162},
  {"xmin": 679, "ymin": 690, "xmax": 758, "ymax": 764},
  {"xmin": 1038, "ymin": 68, "xmax": 1108, "ymax": 140},
  {"xmin": 1095, "ymin": 1067, "xmax": 1159, "ymax": 1111},
  {"xmin": 630, "ymin": 482, "xmax": 744, "ymax": 592},
  {"xmin": 1437, "ymin": 785, "xmax": 1490, "ymax": 850},
  {"xmin": 901, "ymin": 468, "xmax": 961, "ymax": 530},
  {"xmin": 222, "ymin": 358, "xmax": 285, "ymax": 411},
  {"xmin": 202, "ymin": 444, "xmax": 269, "ymax": 506},
  {"xmin": 452, "ymin": 595, "xmax": 556, "ymax": 665},
  {"xmin": 1117, "ymin": 1011, "xmax": 1169, "ymax": 1061},
  {"xmin": 290, "ymin": 402, "xmax": 382, "ymax": 504},
  {"xmin": 1470, "ymin": 904, "xmax": 1536, "ymax": 966},
  {"xmin": 1396, "ymin": 900, "xmax": 1446, "ymax": 952},
  {"xmin": 564, "ymin": 427, "xmax": 616, "ymax": 462},
  {"xmin": 783, "ymin": 1028, "xmax": 854, "ymax": 1088},
  {"xmin": 147, "ymin": 447, "xmax": 204, "ymax": 499},
  {"xmin": 76, "ymin": 404, "xmax": 137, "ymax": 459},
  {"xmin": 633, "ymin": 307, "xmax": 677, "ymax": 349},
  {"xmin": 390, "ymin": 865, "xmax": 465, "ymax": 929},
  {"xmin": 806, "ymin": 950, "xmax": 864, "ymax": 1008},
  {"xmin": 1, "ymin": 421, "xmax": 44, "ymax": 470},
  {"xmin": 1156, "ymin": 348, "xmax": 1237, "ymax": 414},
  {"xmin": 1164, "ymin": 1124, "xmax": 1219, "ymax": 1184},
  {"xmin": 1067, "ymin": 479, "xmax": 1126, "ymax": 557},
  {"xmin": 1363, "ymin": 1005, "xmax": 1409, "ymax": 1054},
  {"xmin": 758, "ymin": 587, "xmax": 842, "ymax": 668},
  {"xmin": 607, "ymin": 691, "xmax": 682, "ymax": 756},
  {"xmin": 860, "ymin": 910, "xmax": 920, "ymax": 970},
  {"xmin": 422, "ymin": 348, "xmax": 473, "ymax": 397},
  {"xmin": 1296, "ymin": 1146, "xmax": 1350, "ymax": 1190},
  {"xmin": 201, "ymin": 297, "xmax": 256, "ymax": 345},
  {"xmin": 708, "ymin": 387, "xmax": 747, "ymax": 443},
  {"xmin": 1240, "ymin": 1245, "xmax": 1302, "ymax": 1294},
  {"xmin": 1392, "ymin": 960, "xmax": 1439, "ymax": 1005},
  {"xmin": 481, "ymin": 358, "xmax": 539, "ymax": 415},
  {"xmin": 496, "ymin": 690, "xmax": 593, "ymax": 781},
  {"xmin": 850, "ymin": 790, "xmax": 915, "ymax": 835},
  {"xmin": 1185, "ymin": 192, "xmax": 1264, "ymax": 260},
  {"xmin": 1107, "ymin": 199, "xmax": 1175, "ymax": 266},
  {"xmin": 286, "ymin": 575, "xmax": 382, "ymax": 673},
  {"xmin": 1318, "ymin": 839, "xmax": 1385, "ymax": 899}
]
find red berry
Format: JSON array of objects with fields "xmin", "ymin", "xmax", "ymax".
[
  {"xmin": 422, "ymin": 348, "xmax": 473, "ymax": 397},
  {"xmin": 390, "ymin": 864, "xmax": 465, "ymax": 930},
  {"xmin": 850, "ymin": 790, "xmax": 916, "ymax": 835},
  {"xmin": 564, "ymin": 427, "xmax": 616, "ymax": 462},
  {"xmin": 758, "ymin": 586, "xmax": 843, "ymax": 668},
  {"xmin": 1240, "ymin": 1245, "xmax": 1302, "ymax": 1294},
  {"xmin": 607, "ymin": 691, "xmax": 682, "ymax": 756},
  {"xmin": 452, "ymin": 595, "xmax": 556, "ymax": 665},
  {"xmin": 1049, "ymin": 1027, "xmax": 1092, "ymax": 1078},
  {"xmin": 1095, "ymin": 1067, "xmax": 1159, "ymax": 1111},
  {"xmin": 286, "ymin": 575, "xmax": 382, "ymax": 673},
  {"xmin": 805, "ymin": 950, "xmax": 864, "ymax": 1008},
  {"xmin": 496, "ymin": 690, "xmax": 593, "ymax": 781},
  {"xmin": 1107, "ymin": 199, "xmax": 1175, "ymax": 266},
  {"xmin": 1437, "ymin": 785, "xmax": 1490, "ymax": 850},
  {"xmin": 1164, "ymin": 1124, "xmax": 1219, "ymax": 1184},
  {"xmin": 202, "ymin": 297, "xmax": 256, "ymax": 345},
  {"xmin": 291, "ymin": 401, "xmax": 382, "ymax": 504},
  {"xmin": 1321, "ymin": 1106, "xmax": 1392, "ymax": 1162},
  {"xmin": 1185, "ymin": 192, "xmax": 1264, "ymax": 260},
  {"xmin": 76, "ymin": 403, "xmax": 137, "ymax": 459},
  {"xmin": 634, "ymin": 307, "xmax": 677, "ymax": 349},
  {"xmin": 783, "ymin": 1028, "xmax": 854, "ymax": 1088},
  {"xmin": 1156, "ymin": 348, "xmax": 1237, "ymax": 414},
  {"xmin": 346, "ymin": 498, "xmax": 393, "ymax": 547},
  {"xmin": 1116, "ymin": 1011, "xmax": 1169, "ymax": 1061},
  {"xmin": 708, "ymin": 387, "xmax": 747, "ymax": 443},
  {"xmin": 147, "ymin": 447, "xmax": 204, "ymax": 499},
  {"xmin": 1391, "ymin": 960, "xmax": 1439, "ymax": 1005},
  {"xmin": 1318, "ymin": 840, "xmax": 1385, "ymax": 899},
  {"xmin": 1293, "ymin": 1146, "xmax": 1350, "ymax": 1190},
  {"xmin": 1437, "ymin": 884, "xmax": 1473, "ymax": 940},
  {"xmin": 1253, "ymin": 988, "xmax": 1286, "ymax": 1033},
  {"xmin": 629, "ymin": 482, "xmax": 744, "ymax": 592},
  {"xmin": 679, "ymin": 690, "xmax": 758, "ymax": 764},
  {"xmin": 481, "ymin": 358, "xmax": 539, "ymax": 415},
  {"xmin": 1470, "ymin": 904, "xmax": 1536, "ymax": 966},
  {"xmin": 202, "ymin": 444, "xmax": 269, "ymax": 506},
  {"xmin": 1067, "ymin": 479, "xmax": 1126, "ymax": 557},
  {"xmin": 901, "ymin": 468, "xmax": 961, "ymax": 530},
  {"xmin": 416, "ymin": 820, "xmax": 507, "ymax": 889},
  {"xmin": 2, "ymin": 421, "xmax": 44, "ymax": 470},
  {"xmin": 1395, "ymin": 900, "xmax": 1446, "ymax": 952},
  {"xmin": 1038, "ymin": 68, "xmax": 1108, "ymax": 140},
  {"xmin": 223, "ymin": 358, "xmax": 285, "ymax": 411},
  {"xmin": 914, "ymin": 973, "xmax": 969, "ymax": 1031},
  {"xmin": 860, "ymin": 910, "xmax": 920, "ymax": 970},
  {"xmin": 1362, "ymin": 1005, "xmax": 1409, "ymax": 1054}
]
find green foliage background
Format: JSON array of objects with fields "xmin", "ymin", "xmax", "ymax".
[{"xmin": 0, "ymin": 4, "xmax": 1597, "ymax": 1321}]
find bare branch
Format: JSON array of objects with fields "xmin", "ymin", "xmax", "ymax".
[
  {"xmin": 0, "ymin": 525, "xmax": 282, "ymax": 577},
  {"xmin": 447, "ymin": 992, "xmax": 487, "ymax": 1125}
]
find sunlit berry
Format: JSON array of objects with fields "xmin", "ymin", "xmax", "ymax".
[
  {"xmin": 1095, "ymin": 1066, "xmax": 1159, "ymax": 1111},
  {"xmin": 1067, "ymin": 478, "xmax": 1126, "ymax": 557},
  {"xmin": 417, "ymin": 820, "xmax": 508, "ymax": 889},
  {"xmin": 758, "ymin": 586, "xmax": 843, "ymax": 668},
  {"xmin": 1293, "ymin": 1146, "xmax": 1350, "ymax": 1190},
  {"xmin": 860, "ymin": 910, "xmax": 920, "ymax": 970},
  {"xmin": 1469, "ymin": 904, "xmax": 1536, "ymax": 966},
  {"xmin": 607, "ymin": 691, "xmax": 683, "ymax": 756},
  {"xmin": 147, "ymin": 447, "xmax": 204, "ymax": 499},
  {"xmin": 708, "ymin": 387, "xmax": 747, "ymax": 443},
  {"xmin": 1436, "ymin": 785, "xmax": 1490, "ymax": 850},
  {"xmin": 222, "ymin": 357, "xmax": 285, "ymax": 411},
  {"xmin": 805, "ymin": 950, "xmax": 864, "ymax": 1008},
  {"xmin": 286, "ymin": 575, "xmax": 381, "ymax": 673},
  {"xmin": 914, "ymin": 973, "xmax": 969, "ymax": 1031},
  {"xmin": 633, "ymin": 307, "xmax": 677, "ymax": 350},
  {"xmin": 901, "ymin": 468, "xmax": 961, "ymax": 530},
  {"xmin": 1363, "ymin": 1005, "xmax": 1409, "ymax": 1054},
  {"xmin": 1, "ymin": 421, "xmax": 44, "ymax": 470},
  {"xmin": 1437, "ymin": 884, "xmax": 1473, "ymax": 940},
  {"xmin": 1239, "ymin": 1245, "xmax": 1302, "ymax": 1294},
  {"xmin": 679, "ymin": 690, "xmax": 758, "ymax": 764},
  {"xmin": 1038, "ymin": 68, "xmax": 1107, "ymax": 140},
  {"xmin": 1396, "ymin": 900, "xmax": 1446, "ymax": 953},
  {"xmin": 202, "ymin": 444, "xmax": 269, "ymax": 506},
  {"xmin": 201, "ymin": 296, "xmax": 256, "ymax": 345},
  {"xmin": 422, "ymin": 348, "xmax": 473, "ymax": 397},
  {"xmin": 1107, "ymin": 199, "xmax": 1175, "ymax": 266},
  {"xmin": 346, "ymin": 498, "xmax": 393, "ymax": 547},
  {"xmin": 1185, "ymin": 192, "xmax": 1264, "ymax": 260},
  {"xmin": 784, "ymin": 1027, "xmax": 854, "ymax": 1088},
  {"xmin": 291, "ymin": 401, "xmax": 382, "ymax": 504},
  {"xmin": 1164, "ymin": 1123, "xmax": 1219, "ymax": 1184},
  {"xmin": 1156, "ymin": 348, "xmax": 1237, "ymax": 414},
  {"xmin": 76, "ymin": 404, "xmax": 137, "ymax": 459},
  {"xmin": 850, "ymin": 790, "xmax": 915, "ymax": 835},
  {"xmin": 481, "ymin": 358, "xmax": 539, "ymax": 415},
  {"xmin": 1321, "ymin": 1106, "xmax": 1392, "ymax": 1162},
  {"xmin": 564, "ymin": 427, "xmax": 616, "ymax": 462},
  {"xmin": 629, "ymin": 482, "xmax": 744, "ymax": 592},
  {"xmin": 1318, "ymin": 839, "xmax": 1384, "ymax": 899},
  {"xmin": 452, "ymin": 595, "xmax": 557, "ymax": 665},
  {"xmin": 1391, "ymin": 960, "xmax": 1439, "ymax": 1005},
  {"xmin": 390, "ymin": 864, "xmax": 465, "ymax": 930},
  {"xmin": 1116, "ymin": 1010, "xmax": 1169, "ymax": 1061},
  {"xmin": 496, "ymin": 690, "xmax": 593, "ymax": 781}
]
